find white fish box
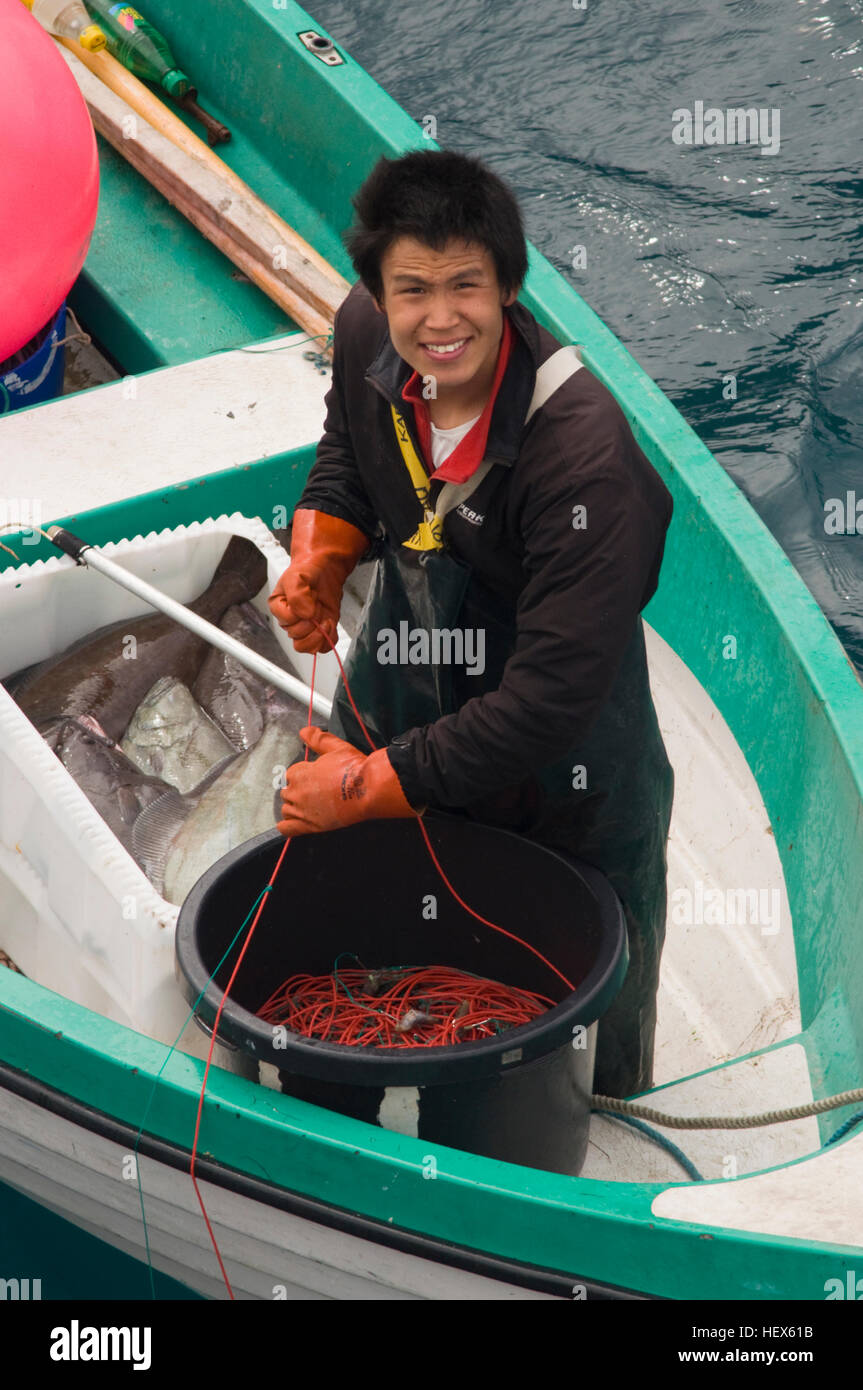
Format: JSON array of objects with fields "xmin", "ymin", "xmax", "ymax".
[{"xmin": 0, "ymin": 514, "xmax": 345, "ymax": 1059}]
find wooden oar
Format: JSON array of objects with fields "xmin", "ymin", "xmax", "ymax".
[
  {"xmin": 155, "ymin": 178, "xmax": 333, "ymax": 348},
  {"xmin": 59, "ymin": 41, "xmax": 348, "ymax": 340}
]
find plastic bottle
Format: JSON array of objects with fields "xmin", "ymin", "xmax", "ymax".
[
  {"xmin": 82, "ymin": 0, "xmax": 231, "ymax": 144},
  {"xmin": 22, "ymin": 0, "xmax": 106, "ymax": 51},
  {"xmin": 82, "ymin": 0, "xmax": 189, "ymax": 96}
]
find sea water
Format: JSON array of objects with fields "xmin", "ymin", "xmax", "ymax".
[{"xmin": 314, "ymin": 0, "xmax": 863, "ymax": 673}]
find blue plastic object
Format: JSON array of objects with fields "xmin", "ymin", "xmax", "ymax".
[{"xmin": 0, "ymin": 299, "xmax": 67, "ymax": 414}]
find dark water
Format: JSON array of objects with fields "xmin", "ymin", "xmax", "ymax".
[
  {"xmin": 313, "ymin": 0, "xmax": 863, "ymax": 673},
  {"xmin": 0, "ymin": 1179, "xmax": 199, "ymax": 1300}
]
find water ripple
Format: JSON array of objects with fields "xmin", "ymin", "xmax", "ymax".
[{"xmin": 315, "ymin": 0, "xmax": 863, "ymax": 670}]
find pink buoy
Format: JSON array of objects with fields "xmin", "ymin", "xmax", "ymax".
[{"xmin": 0, "ymin": 0, "xmax": 99, "ymax": 362}]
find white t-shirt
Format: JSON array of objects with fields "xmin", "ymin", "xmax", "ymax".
[{"xmin": 429, "ymin": 412, "xmax": 482, "ymax": 473}]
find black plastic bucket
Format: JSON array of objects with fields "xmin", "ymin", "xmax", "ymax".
[{"xmin": 175, "ymin": 814, "xmax": 628, "ymax": 1175}]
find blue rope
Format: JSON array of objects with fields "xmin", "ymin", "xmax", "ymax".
[
  {"xmin": 823, "ymin": 1109, "xmax": 863, "ymax": 1146},
  {"xmin": 592, "ymin": 1108, "xmax": 704, "ymax": 1182},
  {"xmin": 132, "ymin": 884, "xmax": 274, "ymax": 1299}
]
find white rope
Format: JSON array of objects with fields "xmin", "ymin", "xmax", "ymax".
[{"xmin": 592, "ymin": 1087, "xmax": 863, "ymax": 1130}]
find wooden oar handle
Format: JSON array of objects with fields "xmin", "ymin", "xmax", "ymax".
[
  {"xmin": 60, "ymin": 45, "xmax": 344, "ymax": 344},
  {"xmin": 57, "ymin": 38, "xmax": 349, "ymax": 323}
]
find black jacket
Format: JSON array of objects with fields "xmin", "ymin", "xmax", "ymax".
[{"xmin": 296, "ymin": 280, "xmax": 674, "ymax": 810}]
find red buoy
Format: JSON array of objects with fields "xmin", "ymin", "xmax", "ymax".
[{"xmin": 0, "ymin": 0, "xmax": 99, "ymax": 361}]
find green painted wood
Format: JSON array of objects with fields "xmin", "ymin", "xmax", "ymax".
[
  {"xmin": 0, "ymin": 965, "xmax": 857, "ymax": 1301},
  {"xmin": 0, "ymin": 448, "xmax": 315, "ymax": 566},
  {"xmin": 73, "ymin": 0, "xmax": 423, "ymax": 366},
  {"xmin": 71, "ymin": 138, "xmax": 297, "ymax": 371}
]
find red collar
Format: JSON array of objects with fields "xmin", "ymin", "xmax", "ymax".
[{"xmin": 400, "ymin": 314, "xmax": 514, "ymax": 484}]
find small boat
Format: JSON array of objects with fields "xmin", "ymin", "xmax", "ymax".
[{"xmin": 1, "ymin": 1, "xmax": 862, "ymax": 1301}]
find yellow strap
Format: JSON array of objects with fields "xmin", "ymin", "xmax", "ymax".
[{"xmin": 390, "ymin": 404, "xmax": 443, "ymax": 551}]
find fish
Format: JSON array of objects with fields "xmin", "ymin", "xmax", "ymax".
[
  {"xmin": 1, "ymin": 658, "xmax": 43, "ymax": 699},
  {"xmin": 13, "ymin": 535, "xmax": 268, "ymax": 742},
  {"xmin": 39, "ymin": 714, "xmax": 176, "ymax": 863},
  {"xmin": 120, "ymin": 676, "xmax": 237, "ymax": 794},
  {"xmin": 159, "ymin": 708, "xmax": 307, "ymax": 905},
  {"xmin": 192, "ymin": 601, "xmax": 308, "ymax": 751},
  {"xmin": 155, "ymin": 604, "xmax": 325, "ymax": 900},
  {"xmin": 128, "ymin": 753, "xmax": 239, "ymax": 894}
]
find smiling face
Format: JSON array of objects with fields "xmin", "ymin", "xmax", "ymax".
[{"xmin": 374, "ymin": 237, "xmax": 518, "ymax": 421}]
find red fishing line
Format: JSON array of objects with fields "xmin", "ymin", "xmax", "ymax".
[
  {"xmin": 188, "ymin": 652, "xmax": 319, "ymax": 1300},
  {"xmin": 258, "ymin": 962, "xmax": 556, "ymax": 1046},
  {"xmin": 189, "ymin": 834, "xmax": 290, "ymax": 1300},
  {"xmin": 314, "ymin": 622, "xmax": 575, "ymax": 994},
  {"xmin": 252, "ymin": 621, "xmax": 575, "ymax": 1049},
  {"xmin": 193, "ymin": 618, "xmax": 576, "ymax": 1296}
]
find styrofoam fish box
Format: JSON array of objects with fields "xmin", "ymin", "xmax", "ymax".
[{"xmin": 0, "ymin": 514, "xmax": 346, "ymax": 1057}]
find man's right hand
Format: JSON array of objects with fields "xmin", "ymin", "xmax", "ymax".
[
  {"xmin": 267, "ymin": 563, "xmax": 341, "ymax": 654},
  {"xmin": 267, "ymin": 509, "xmax": 370, "ymax": 655}
]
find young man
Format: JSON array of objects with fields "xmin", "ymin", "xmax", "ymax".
[{"xmin": 268, "ymin": 149, "xmax": 674, "ymax": 1098}]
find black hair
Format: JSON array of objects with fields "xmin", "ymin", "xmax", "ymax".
[{"xmin": 344, "ymin": 149, "xmax": 528, "ymax": 304}]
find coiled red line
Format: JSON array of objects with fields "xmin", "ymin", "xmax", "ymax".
[{"xmin": 257, "ymin": 962, "xmax": 556, "ymax": 1047}]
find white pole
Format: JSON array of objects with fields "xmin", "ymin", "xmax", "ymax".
[{"xmin": 69, "ymin": 543, "xmax": 333, "ymax": 719}]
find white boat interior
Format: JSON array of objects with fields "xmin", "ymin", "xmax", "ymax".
[{"xmin": 0, "ymin": 339, "xmax": 822, "ymax": 1197}]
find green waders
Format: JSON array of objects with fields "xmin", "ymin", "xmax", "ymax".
[{"xmin": 328, "ymin": 533, "xmax": 674, "ymax": 1099}]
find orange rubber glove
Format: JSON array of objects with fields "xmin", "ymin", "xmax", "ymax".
[
  {"xmin": 277, "ymin": 727, "xmax": 417, "ymax": 836},
  {"xmin": 267, "ymin": 509, "xmax": 370, "ymax": 655}
]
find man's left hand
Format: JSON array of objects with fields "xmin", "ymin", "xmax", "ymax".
[{"xmin": 277, "ymin": 727, "xmax": 417, "ymax": 836}]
